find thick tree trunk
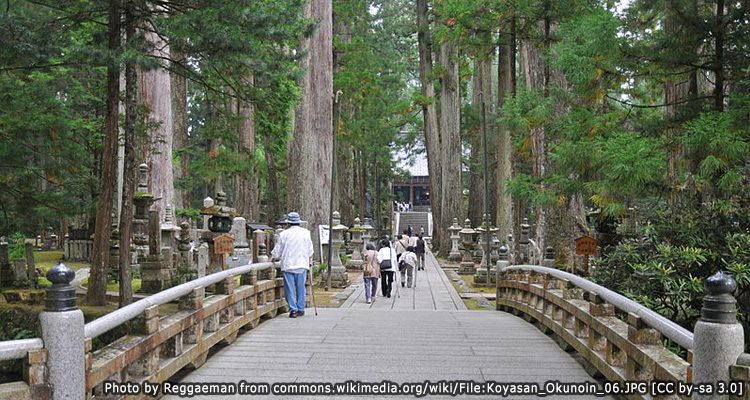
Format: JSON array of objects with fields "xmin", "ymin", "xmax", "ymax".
[
  {"xmin": 521, "ymin": 37, "xmax": 547, "ymax": 252},
  {"xmin": 416, "ymin": 0, "xmax": 443, "ymax": 248},
  {"xmin": 439, "ymin": 40, "xmax": 462, "ymax": 255},
  {"xmin": 468, "ymin": 56, "xmax": 495, "ymax": 225},
  {"xmin": 171, "ymin": 50, "xmax": 190, "ymax": 209},
  {"xmin": 235, "ymin": 77, "xmax": 260, "ymax": 221},
  {"xmin": 468, "ymin": 66, "xmax": 484, "ymax": 226},
  {"xmin": 336, "ymin": 143, "xmax": 356, "ymax": 225},
  {"xmin": 119, "ymin": 2, "xmax": 137, "ymax": 307},
  {"xmin": 87, "ymin": 0, "xmax": 120, "ymax": 306},
  {"xmin": 496, "ymin": 26, "xmax": 514, "ymax": 240},
  {"xmin": 287, "ymin": 0, "xmax": 333, "ymax": 259},
  {"xmin": 264, "ymin": 134, "xmax": 283, "ymax": 225},
  {"xmin": 139, "ymin": 25, "xmax": 174, "ymax": 220}
]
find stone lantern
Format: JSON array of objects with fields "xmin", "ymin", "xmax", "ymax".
[
  {"xmin": 490, "ymin": 231, "xmax": 501, "ymax": 263},
  {"xmin": 132, "ymin": 163, "xmax": 156, "ymax": 258},
  {"xmin": 518, "ymin": 218, "xmax": 531, "ymax": 264},
  {"xmin": 199, "ymin": 192, "xmax": 237, "ymax": 277},
  {"xmin": 477, "ymin": 215, "xmax": 498, "ymax": 267},
  {"xmin": 361, "ymin": 217, "xmax": 375, "ymax": 248},
  {"xmin": 346, "ymin": 217, "xmax": 365, "ymax": 271},
  {"xmin": 161, "ymin": 204, "xmax": 179, "ymax": 255},
  {"xmin": 328, "ymin": 211, "xmax": 349, "ymax": 287},
  {"xmin": 458, "ymin": 218, "xmax": 476, "ymax": 274},
  {"xmin": 204, "ymin": 192, "xmax": 234, "ymax": 233},
  {"xmin": 448, "ymin": 218, "xmax": 462, "ymax": 261}
]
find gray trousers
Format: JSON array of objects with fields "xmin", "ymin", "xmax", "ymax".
[{"xmin": 400, "ymin": 264, "xmax": 414, "ymax": 288}]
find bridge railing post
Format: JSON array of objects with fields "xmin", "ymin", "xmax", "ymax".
[
  {"xmin": 40, "ymin": 262, "xmax": 85, "ymax": 400},
  {"xmin": 626, "ymin": 312, "xmax": 661, "ymax": 381},
  {"xmin": 693, "ymin": 271, "xmax": 744, "ymax": 399},
  {"xmin": 23, "ymin": 349, "xmax": 50, "ymax": 399},
  {"xmin": 128, "ymin": 305, "xmax": 160, "ymax": 379},
  {"xmin": 586, "ymin": 292, "xmax": 611, "ymax": 353}
]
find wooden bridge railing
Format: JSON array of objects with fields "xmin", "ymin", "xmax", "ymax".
[
  {"xmin": 84, "ymin": 261, "xmax": 285, "ymax": 399},
  {"xmin": 0, "ymin": 261, "xmax": 286, "ymax": 400},
  {"xmin": 498, "ymin": 265, "xmax": 749, "ymax": 400}
]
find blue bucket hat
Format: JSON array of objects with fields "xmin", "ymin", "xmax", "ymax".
[{"xmin": 285, "ymin": 211, "xmax": 303, "ymax": 225}]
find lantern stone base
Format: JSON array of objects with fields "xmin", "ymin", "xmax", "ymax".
[
  {"xmin": 458, "ymin": 262, "xmax": 476, "ymax": 275},
  {"xmin": 328, "ymin": 265, "xmax": 349, "ymax": 288},
  {"xmin": 345, "ymin": 259, "xmax": 363, "ymax": 271},
  {"xmin": 473, "ymin": 267, "xmax": 497, "ymax": 284},
  {"xmin": 140, "ymin": 257, "xmax": 172, "ymax": 294}
]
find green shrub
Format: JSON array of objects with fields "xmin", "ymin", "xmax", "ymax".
[
  {"xmin": 8, "ymin": 232, "xmax": 26, "ymax": 259},
  {"xmin": 591, "ymin": 201, "xmax": 750, "ymax": 346}
]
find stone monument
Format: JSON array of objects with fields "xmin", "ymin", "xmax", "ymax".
[
  {"xmin": 132, "ymin": 164, "xmax": 156, "ymax": 259},
  {"xmin": 458, "ymin": 219, "xmax": 477, "ymax": 274},
  {"xmin": 229, "ymin": 216, "xmax": 251, "ymax": 267},
  {"xmin": 448, "ymin": 218, "xmax": 462, "ymax": 261},
  {"xmin": 327, "ymin": 211, "xmax": 349, "ymax": 287},
  {"xmin": 346, "ymin": 217, "xmax": 365, "ymax": 271}
]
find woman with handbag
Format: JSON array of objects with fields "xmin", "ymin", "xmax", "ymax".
[
  {"xmin": 377, "ymin": 239, "xmax": 396, "ymax": 298},
  {"xmin": 362, "ymin": 244, "xmax": 380, "ymax": 304}
]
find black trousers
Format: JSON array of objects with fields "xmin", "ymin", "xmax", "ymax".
[{"xmin": 380, "ymin": 270, "xmax": 394, "ymax": 297}]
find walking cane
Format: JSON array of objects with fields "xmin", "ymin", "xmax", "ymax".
[
  {"xmin": 391, "ymin": 267, "xmax": 400, "ymax": 309},
  {"xmin": 308, "ymin": 266, "xmax": 318, "ymax": 316},
  {"xmin": 413, "ymin": 261, "xmax": 417, "ymax": 289}
]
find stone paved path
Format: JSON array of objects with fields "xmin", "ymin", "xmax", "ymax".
[
  {"xmin": 165, "ymin": 251, "xmax": 613, "ymax": 400},
  {"xmin": 340, "ymin": 249, "xmax": 466, "ymax": 311}
]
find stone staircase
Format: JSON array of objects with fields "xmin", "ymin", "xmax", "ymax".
[{"xmin": 396, "ymin": 211, "xmax": 430, "ymax": 237}]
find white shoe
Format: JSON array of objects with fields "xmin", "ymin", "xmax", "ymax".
[{"xmin": 366, "ymin": 299, "xmax": 372, "ymax": 304}]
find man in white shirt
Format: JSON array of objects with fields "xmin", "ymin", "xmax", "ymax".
[{"xmin": 271, "ymin": 212, "xmax": 314, "ymax": 318}]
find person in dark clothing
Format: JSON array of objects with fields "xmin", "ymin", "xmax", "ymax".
[
  {"xmin": 377, "ymin": 239, "xmax": 396, "ymax": 298},
  {"xmin": 415, "ymin": 234, "xmax": 426, "ymax": 270}
]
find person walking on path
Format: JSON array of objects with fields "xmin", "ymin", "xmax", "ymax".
[
  {"xmin": 394, "ymin": 230, "xmax": 409, "ymax": 262},
  {"xmin": 362, "ymin": 243, "xmax": 380, "ymax": 304},
  {"xmin": 377, "ymin": 239, "xmax": 397, "ymax": 298},
  {"xmin": 271, "ymin": 211, "xmax": 313, "ymax": 318},
  {"xmin": 415, "ymin": 234, "xmax": 426, "ymax": 271},
  {"xmin": 399, "ymin": 246, "xmax": 417, "ymax": 288}
]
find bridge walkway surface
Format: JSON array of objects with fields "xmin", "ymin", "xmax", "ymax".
[{"xmin": 165, "ymin": 251, "xmax": 613, "ymax": 400}]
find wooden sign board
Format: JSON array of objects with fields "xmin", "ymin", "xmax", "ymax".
[
  {"xmin": 575, "ymin": 235, "xmax": 598, "ymax": 256},
  {"xmin": 213, "ymin": 234, "xmax": 235, "ymax": 255}
]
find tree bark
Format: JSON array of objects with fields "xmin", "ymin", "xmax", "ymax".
[
  {"xmin": 496, "ymin": 25, "xmax": 514, "ymax": 240},
  {"xmin": 86, "ymin": 0, "xmax": 120, "ymax": 306},
  {"xmin": 264, "ymin": 133, "xmax": 283, "ymax": 225},
  {"xmin": 235, "ymin": 77, "xmax": 260, "ymax": 221},
  {"xmin": 119, "ymin": 0, "xmax": 137, "ymax": 307},
  {"xmin": 521, "ymin": 36, "xmax": 547, "ymax": 252},
  {"xmin": 287, "ymin": 0, "xmax": 333, "ymax": 259},
  {"xmin": 439, "ymin": 39, "xmax": 462, "ymax": 255},
  {"xmin": 138, "ymin": 22, "xmax": 174, "ymax": 220},
  {"xmin": 171, "ymin": 49, "xmax": 190, "ymax": 209},
  {"xmin": 468, "ymin": 56, "xmax": 495, "ymax": 225},
  {"xmin": 416, "ymin": 0, "xmax": 443, "ymax": 248}
]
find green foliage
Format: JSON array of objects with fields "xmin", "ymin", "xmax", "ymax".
[
  {"xmin": 7, "ymin": 233, "xmax": 26, "ymax": 260},
  {"xmin": 683, "ymin": 112, "xmax": 748, "ymax": 197},
  {"xmin": 171, "ymin": 262, "xmax": 197, "ymax": 287},
  {"xmin": 592, "ymin": 201, "xmax": 750, "ymax": 344},
  {"xmin": 175, "ymin": 208, "xmax": 201, "ymax": 221}
]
